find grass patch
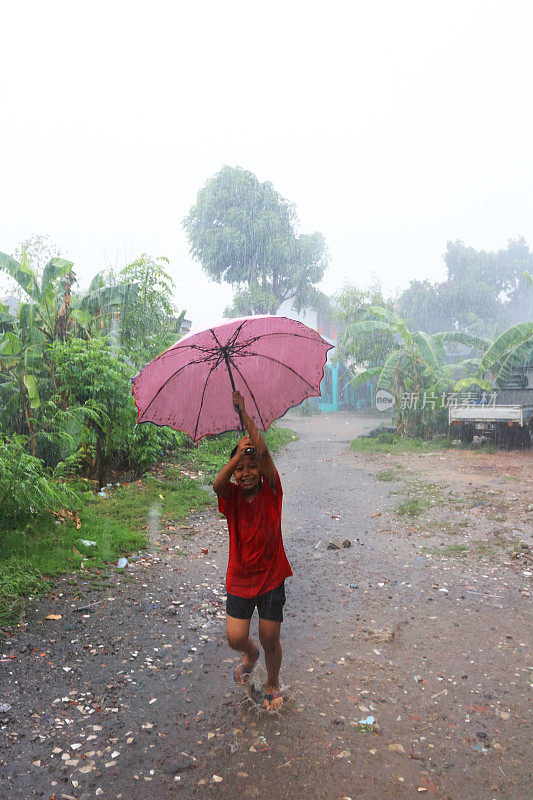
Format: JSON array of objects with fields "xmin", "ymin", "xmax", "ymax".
[
  {"xmin": 0, "ymin": 474, "xmax": 213, "ymax": 628},
  {"xmin": 470, "ymin": 540, "xmax": 501, "ymax": 559},
  {"xmin": 0, "ymin": 425, "xmax": 297, "ymax": 629},
  {"xmin": 351, "ymin": 432, "xmax": 501, "ymax": 455},
  {"xmin": 351, "ymin": 433, "xmax": 454, "ymax": 454},
  {"xmin": 429, "ymin": 519, "xmax": 469, "ymax": 535},
  {"xmin": 85, "ymin": 476, "xmax": 212, "ymax": 544},
  {"xmin": 469, "ymin": 442, "xmax": 498, "ymax": 454},
  {"xmin": 376, "ymin": 469, "xmax": 401, "ymax": 482},
  {"xmin": 397, "ymin": 497, "xmax": 425, "ymax": 516},
  {"xmin": 426, "ymin": 537, "xmax": 510, "ymax": 561},
  {"xmin": 424, "ymin": 543, "xmax": 469, "ymax": 557},
  {"xmin": 395, "ymin": 479, "xmax": 444, "ymax": 517}
]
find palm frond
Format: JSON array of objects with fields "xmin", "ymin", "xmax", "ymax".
[{"xmin": 479, "ymin": 322, "xmax": 533, "ymax": 375}]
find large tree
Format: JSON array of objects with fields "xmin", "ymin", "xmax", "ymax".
[{"xmin": 183, "ymin": 166, "xmax": 328, "ymax": 314}]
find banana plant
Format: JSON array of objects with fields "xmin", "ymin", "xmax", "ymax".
[
  {"xmin": 0, "ymin": 301, "xmax": 14, "ymax": 333},
  {"xmin": 76, "ymin": 280, "xmax": 140, "ymax": 332},
  {"xmin": 345, "ymin": 306, "xmax": 460, "ymax": 433},
  {"xmin": 0, "ymin": 250, "xmax": 71, "ymax": 447},
  {"xmin": 0, "ymin": 330, "xmax": 45, "ymax": 453},
  {"xmin": 453, "ymin": 322, "xmax": 533, "ymax": 390},
  {"xmin": 0, "ymin": 250, "xmax": 75, "ymax": 342},
  {"xmin": 347, "ymin": 303, "xmax": 532, "ymax": 411},
  {"xmin": 348, "ymin": 306, "xmax": 452, "ymax": 393}
]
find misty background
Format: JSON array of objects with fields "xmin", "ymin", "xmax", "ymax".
[{"xmin": 1, "ymin": 0, "xmax": 533, "ymax": 328}]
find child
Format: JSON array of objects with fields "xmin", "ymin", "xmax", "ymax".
[{"xmin": 213, "ymin": 391, "xmax": 293, "ymax": 711}]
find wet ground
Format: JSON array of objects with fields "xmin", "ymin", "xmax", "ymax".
[{"xmin": 1, "ymin": 413, "xmax": 532, "ymax": 800}]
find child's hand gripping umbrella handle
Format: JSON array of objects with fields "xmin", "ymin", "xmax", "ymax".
[
  {"xmin": 224, "ymin": 356, "xmax": 245, "ymax": 432},
  {"xmin": 232, "ymin": 390, "xmax": 246, "ymax": 433}
]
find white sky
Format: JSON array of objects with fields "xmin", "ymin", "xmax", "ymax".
[{"xmin": 1, "ymin": 0, "xmax": 532, "ymax": 328}]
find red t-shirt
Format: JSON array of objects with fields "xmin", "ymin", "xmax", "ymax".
[{"xmin": 218, "ymin": 472, "xmax": 293, "ymax": 598}]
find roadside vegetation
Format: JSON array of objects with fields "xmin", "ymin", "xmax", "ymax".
[
  {"xmin": 0, "ymin": 236, "xmax": 296, "ymax": 629},
  {"xmin": 350, "ymin": 432, "xmax": 498, "ymax": 454},
  {"xmin": 335, "ymin": 246, "xmax": 532, "ymax": 441},
  {"xmin": 0, "ymin": 423, "xmax": 294, "ymax": 627}
]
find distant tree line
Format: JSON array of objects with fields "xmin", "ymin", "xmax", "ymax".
[{"xmin": 396, "ymin": 238, "xmax": 532, "ymax": 336}]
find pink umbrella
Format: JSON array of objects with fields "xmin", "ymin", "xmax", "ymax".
[{"xmin": 132, "ymin": 315, "xmax": 333, "ymax": 441}]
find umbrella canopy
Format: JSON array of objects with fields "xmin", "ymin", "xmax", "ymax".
[{"xmin": 132, "ymin": 315, "xmax": 333, "ymax": 441}]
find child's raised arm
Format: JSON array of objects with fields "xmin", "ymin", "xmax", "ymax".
[
  {"xmin": 212, "ymin": 435, "xmax": 253, "ymax": 498},
  {"xmin": 233, "ymin": 391, "xmax": 278, "ymax": 494}
]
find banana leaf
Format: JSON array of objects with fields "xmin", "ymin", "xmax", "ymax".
[
  {"xmin": 376, "ymin": 350, "xmax": 404, "ymax": 390},
  {"xmin": 23, "ymin": 373, "xmax": 41, "ymax": 409},
  {"xmin": 349, "ymin": 365, "xmax": 382, "ymax": 389},
  {"xmin": 453, "ymin": 376, "xmax": 493, "ymax": 392},
  {"xmin": 0, "ymin": 251, "xmax": 41, "ymax": 301},
  {"xmin": 367, "ymin": 306, "xmax": 412, "ymax": 345},
  {"xmin": 479, "ymin": 322, "xmax": 533, "ymax": 375},
  {"xmin": 41, "ymin": 257, "xmax": 74, "ymax": 296},
  {"xmin": 433, "ymin": 331, "xmax": 491, "ymax": 351},
  {"xmin": 412, "ymin": 330, "xmax": 442, "ymax": 375}
]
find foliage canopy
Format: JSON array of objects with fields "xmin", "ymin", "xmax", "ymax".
[{"xmin": 183, "ymin": 166, "xmax": 328, "ymax": 314}]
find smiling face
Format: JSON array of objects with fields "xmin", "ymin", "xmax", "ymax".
[{"xmin": 233, "ymin": 454, "xmax": 261, "ymax": 496}]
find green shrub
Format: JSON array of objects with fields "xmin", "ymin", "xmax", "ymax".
[
  {"xmin": 49, "ymin": 337, "xmax": 183, "ymax": 482},
  {"xmin": 0, "ymin": 436, "xmax": 78, "ymax": 529}
]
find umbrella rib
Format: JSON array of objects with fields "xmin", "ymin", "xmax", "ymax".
[
  {"xmin": 143, "ymin": 321, "xmax": 324, "ymax": 364},
  {"xmin": 137, "ymin": 359, "xmax": 212, "ymax": 421},
  {"xmin": 208, "ymin": 318, "xmax": 249, "ymax": 353},
  {"xmin": 209, "ymin": 327, "xmax": 222, "ymax": 347},
  {"xmin": 237, "ymin": 331, "xmax": 327, "ymax": 346},
  {"xmin": 193, "ymin": 361, "xmax": 219, "ymax": 440},
  {"xmin": 228, "ymin": 359, "xmax": 267, "ymax": 430},
  {"xmin": 240, "ymin": 351, "xmax": 320, "ymax": 391},
  {"xmin": 145, "ymin": 342, "xmax": 218, "ymax": 365},
  {"xmin": 226, "ymin": 318, "xmax": 251, "ymax": 350},
  {"xmin": 159, "ymin": 343, "xmax": 222, "ymax": 359}
]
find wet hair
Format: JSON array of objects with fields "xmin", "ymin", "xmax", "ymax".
[{"xmin": 230, "ymin": 445, "xmax": 258, "ymax": 460}]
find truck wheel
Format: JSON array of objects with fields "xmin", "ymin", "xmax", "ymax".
[{"xmin": 459, "ymin": 425, "xmax": 474, "ymax": 444}]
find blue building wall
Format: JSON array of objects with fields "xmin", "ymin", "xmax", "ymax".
[
  {"xmin": 318, "ymin": 362, "xmax": 339, "ymax": 411},
  {"xmin": 314, "ymin": 363, "xmax": 373, "ymax": 411}
]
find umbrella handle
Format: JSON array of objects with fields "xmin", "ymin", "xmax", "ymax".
[{"xmin": 224, "ymin": 356, "xmax": 245, "ymax": 433}]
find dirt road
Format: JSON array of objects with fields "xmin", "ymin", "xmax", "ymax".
[{"xmin": 1, "ymin": 413, "xmax": 531, "ymax": 799}]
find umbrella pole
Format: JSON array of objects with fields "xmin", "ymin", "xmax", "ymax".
[{"xmin": 224, "ymin": 356, "xmax": 245, "ymax": 433}]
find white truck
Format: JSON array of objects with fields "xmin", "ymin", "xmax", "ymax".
[{"xmin": 449, "ymin": 366, "xmax": 533, "ymax": 447}]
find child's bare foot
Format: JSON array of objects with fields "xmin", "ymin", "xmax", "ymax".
[
  {"xmin": 233, "ymin": 646, "xmax": 259, "ymax": 685},
  {"xmin": 263, "ymin": 686, "xmax": 283, "ymax": 711}
]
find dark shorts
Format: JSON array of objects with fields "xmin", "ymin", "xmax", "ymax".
[{"xmin": 226, "ymin": 581, "xmax": 286, "ymax": 622}]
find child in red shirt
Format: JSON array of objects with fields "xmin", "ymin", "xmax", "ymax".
[{"xmin": 213, "ymin": 391, "xmax": 292, "ymax": 711}]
